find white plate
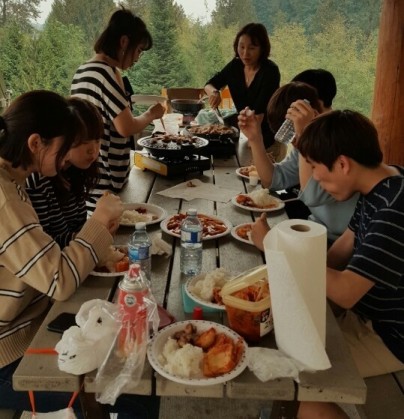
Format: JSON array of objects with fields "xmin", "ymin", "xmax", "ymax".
[
  {"xmin": 147, "ymin": 320, "xmax": 248, "ymax": 386},
  {"xmin": 231, "ymin": 223, "xmax": 254, "ymax": 245},
  {"xmin": 90, "ymin": 245, "xmax": 128, "ymax": 277},
  {"xmin": 131, "ymin": 95, "xmax": 167, "ymax": 106},
  {"xmin": 235, "ymin": 167, "xmax": 260, "ymax": 182},
  {"xmin": 120, "ymin": 203, "xmax": 167, "ymax": 227},
  {"xmin": 184, "ymin": 275, "xmax": 227, "ymax": 311},
  {"xmin": 160, "ymin": 214, "xmax": 232, "ymax": 241},
  {"xmin": 231, "ymin": 195, "xmax": 285, "ymax": 213}
]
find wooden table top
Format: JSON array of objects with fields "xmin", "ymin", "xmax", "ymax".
[{"xmin": 13, "ymin": 139, "xmax": 366, "ymax": 408}]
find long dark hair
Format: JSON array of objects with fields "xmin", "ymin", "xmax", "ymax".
[
  {"xmin": 94, "ymin": 8, "xmax": 152, "ymax": 61},
  {"xmin": 0, "ymin": 90, "xmax": 77, "ymax": 172},
  {"xmin": 233, "ymin": 23, "xmax": 271, "ymax": 63},
  {"xmin": 54, "ymin": 97, "xmax": 103, "ymax": 202}
]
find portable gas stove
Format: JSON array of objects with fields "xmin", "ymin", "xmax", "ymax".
[{"xmin": 134, "ymin": 150, "xmax": 211, "ymax": 177}]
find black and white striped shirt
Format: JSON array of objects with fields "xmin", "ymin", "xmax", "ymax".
[
  {"xmin": 26, "ymin": 172, "xmax": 87, "ymax": 248},
  {"xmin": 71, "ymin": 61, "xmax": 133, "ymax": 213},
  {"xmin": 348, "ymin": 167, "xmax": 404, "ymax": 361}
]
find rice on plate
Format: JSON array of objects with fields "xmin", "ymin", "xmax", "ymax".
[
  {"xmin": 248, "ymin": 189, "xmax": 280, "ymax": 207},
  {"xmin": 158, "ymin": 338, "xmax": 203, "ymax": 378}
]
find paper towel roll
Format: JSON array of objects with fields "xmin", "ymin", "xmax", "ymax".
[{"xmin": 263, "ymin": 219, "xmax": 331, "ymax": 371}]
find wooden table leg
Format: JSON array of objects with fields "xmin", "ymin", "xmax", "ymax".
[
  {"xmin": 269, "ymin": 400, "xmax": 300, "ymax": 419},
  {"xmin": 79, "ymin": 392, "xmax": 110, "ymax": 419}
]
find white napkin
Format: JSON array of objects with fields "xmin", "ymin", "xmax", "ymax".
[
  {"xmin": 150, "ymin": 233, "xmax": 172, "ymax": 256},
  {"xmin": 157, "ymin": 178, "xmax": 241, "ymax": 203},
  {"xmin": 248, "ymin": 347, "xmax": 307, "ymax": 382}
]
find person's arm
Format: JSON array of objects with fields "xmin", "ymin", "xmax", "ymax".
[
  {"xmin": 288, "ymin": 100, "xmax": 317, "ymax": 189},
  {"xmin": 205, "ymin": 60, "xmax": 234, "ymax": 109},
  {"xmin": 204, "ymin": 84, "xmax": 222, "ymax": 109},
  {"xmin": 238, "ymin": 108, "xmax": 275, "ymax": 187},
  {"xmin": 327, "ymin": 228, "xmax": 355, "ymax": 269},
  {"xmin": 113, "ymin": 103, "xmax": 165, "ymax": 137},
  {"xmin": 326, "ymin": 268, "xmax": 374, "ymax": 309},
  {"xmin": 0, "ymin": 193, "xmax": 122, "ymax": 301}
]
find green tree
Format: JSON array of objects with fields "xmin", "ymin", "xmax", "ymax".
[
  {"xmin": 48, "ymin": 0, "xmax": 115, "ymax": 51},
  {"xmin": 0, "ymin": 0, "xmax": 40, "ymax": 27},
  {"xmin": 128, "ymin": 0, "xmax": 190, "ymax": 95},
  {"xmin": 212, "ymin": 0, "xmax": 256, "ymax": 29},
  {"xmin": 0, "ymin": 21, "xmax": 86, "ymax": 97},
  {"xmin": 0, "ymin": 22, "xmax": 26, "ymax": 93}
]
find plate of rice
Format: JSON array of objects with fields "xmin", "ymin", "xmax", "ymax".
[
  {"xmin": 231, "ymin": 189, "xmax": 285, "ymax": 212},
  {"xmin": 120, "ymin": 203, "xmax": 167, "ymax": 226},
  {"xmin": 147, "ymin": 320, "xmax": 248, "ymax": 386},
  {"xmin": 184, "ymin": 268, "xmax": 233, "ymax": 310}
]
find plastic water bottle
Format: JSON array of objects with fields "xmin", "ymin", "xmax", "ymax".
[
  {"xmin": 274, "ymin": 99, "xmax": 310, "ymax": 144},
  {"xmin": 180, "ymin": 209, "xmax": 203, "ymax": 275},
  {"xmin": 128, "ymin": 222, "xmax": 151, "ymax": 280},
  {"xmin": 274, "ymin": 119, "xmax": 295, "ymax": 144},
  {"xmin": 117, "ymin": 263, "xmax": 148, "ymax": 356}
]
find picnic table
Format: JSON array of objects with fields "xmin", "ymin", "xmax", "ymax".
[{"xmin": 13, "ymin": 139, "xmax": 366, "ymax": 418}]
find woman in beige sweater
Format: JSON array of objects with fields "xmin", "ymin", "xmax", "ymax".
[{"xmin": 0, "ymin": 90, "xmax": 123, "ymax": 413}]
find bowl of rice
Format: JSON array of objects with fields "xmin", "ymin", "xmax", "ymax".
[{"xmin": 185, "ymin": 268, "xmax": 233, "ymax": 310}]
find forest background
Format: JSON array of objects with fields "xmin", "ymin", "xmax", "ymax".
[{"xmin": 0, "ymin": 0, "xmax": 381, "ymax": 116}]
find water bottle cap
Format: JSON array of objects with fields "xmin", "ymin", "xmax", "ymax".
[
  {"xmin": 187, "ymin": 209, "xmax": 197, "ymax": 216},
  {"xmin": 135, "ymin": 222, "xmax": 146, "ymax": 230}
]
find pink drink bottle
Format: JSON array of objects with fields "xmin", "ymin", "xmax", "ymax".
[{"xmin": 117, "ymin": 264, "xmax": 148, "ymax": 357}]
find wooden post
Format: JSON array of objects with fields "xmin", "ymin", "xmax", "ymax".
[{"xmin": 372, "ymin": 0, "xmax": 404, "ymax": 165}]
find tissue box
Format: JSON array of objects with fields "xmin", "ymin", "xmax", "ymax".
[{"xmin": 221, "ymin": 265, "xmax": 273, "ymax": 343}]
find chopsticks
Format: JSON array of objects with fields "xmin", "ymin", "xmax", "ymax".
[{"xmin": 160, "ymin": 118, "xmax": 167, "ymax": 132}]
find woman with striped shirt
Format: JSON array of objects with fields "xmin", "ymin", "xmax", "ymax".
[
  {"xmin": 0, "ymin": 90, "xmax": 123, "ymax": 413},
  {"xmin": 71, "ymin": 8, "xmax": 164, "ymax": 214},
  {"xmin": 26, "ymin": 97, "xmax": 103, "ymax": 248}
]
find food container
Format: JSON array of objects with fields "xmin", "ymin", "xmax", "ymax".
[
  {"xmin": 221, "ymin": 265, "xmax": 273, "ymax": 343},
  {"xmin": 170, "ymin": 99, "xmax": 204, "ymax": 115}
]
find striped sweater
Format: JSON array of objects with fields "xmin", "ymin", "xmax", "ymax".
[
  {"xmin": 348, "ymin": 168, "xmax": 404, "ymax": 362},
  {"xmin": 0, "ymin": 168, "xmax": 113, "ymax": 367},
  {"xmin": 25, "ymin": 172, "xmax": 87, "ymax": 248},
  {"xmin": 70, "ymin": 61, "xmax": 133, "ymax": 213}
]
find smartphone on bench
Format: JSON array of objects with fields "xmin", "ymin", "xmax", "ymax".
[{"xmin": 47, "ymin": 312, "xmax": 76, "ymax": 333}]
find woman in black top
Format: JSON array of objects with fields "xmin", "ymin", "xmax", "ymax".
[{"xmin": 205, "ymin": 23, "xmax": 284, "ymax": 159}]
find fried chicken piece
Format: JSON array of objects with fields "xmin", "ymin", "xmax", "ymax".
[
  {"xmin": 193, "ymin": 327, "xmax": 216, "ymax": 350},
  {"xmin": 202, "ymin": 342, "xmax": 237, "ymax": 377}
]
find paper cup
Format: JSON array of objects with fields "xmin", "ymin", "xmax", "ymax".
[{"xmin": 249, "ymin": 175, "xmax": 259, "ymax": 186}]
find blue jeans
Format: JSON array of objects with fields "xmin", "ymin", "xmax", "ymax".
[{"xmin": 0, "ymin": 358, "xmax": 160, "ymax": 418}]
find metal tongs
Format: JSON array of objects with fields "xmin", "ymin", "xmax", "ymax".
[{"xmin": 212, "ymin": 107, "xmax": 225, "ymax": 125}]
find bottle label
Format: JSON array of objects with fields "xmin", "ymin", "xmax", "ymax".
[
  {"xmin": 129, "ymin": 245, "xmax": 150, "ymax": 261},
  {"xmin": 181, "ymin": 230, "xmax": 201, "ymax": 243}
]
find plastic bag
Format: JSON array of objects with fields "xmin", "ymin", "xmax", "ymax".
[
  {"xmin": 94, "ymin": 279, "xmax": 160, "ymax": 405},
  {"xmin": 30, "ymin": 407, "xmax": 77, "ymax": 418},
  {"xmin": 247, "ymin": 347, "xmax": 308, "ymax": 382},
  {"xmin": 55, "ymin": 300, "xmax": 120, "ymax": 375}
]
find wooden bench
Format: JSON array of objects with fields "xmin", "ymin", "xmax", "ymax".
[{"xmin": 360, "ymin": 370, "xmax": 404, "ymax": 419}]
